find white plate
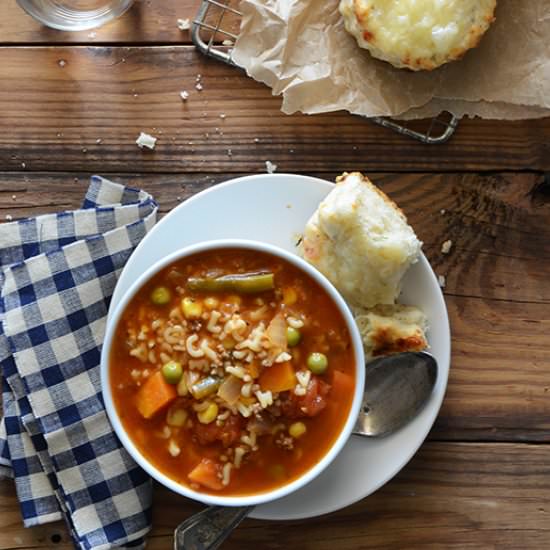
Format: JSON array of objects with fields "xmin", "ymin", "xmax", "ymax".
[{"xmin": 109, "ymin": 174, "xmax": 450, "ymax": 521}]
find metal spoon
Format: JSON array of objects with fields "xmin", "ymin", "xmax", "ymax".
[
  {"xmin": 174, "ymin": 351, "xmax": 438, "ymax": 550},
  {"xmin": 353, "ymin": 351, "xmax": 438, "ymax": 437}
]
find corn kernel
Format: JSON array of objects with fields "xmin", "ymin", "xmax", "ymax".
[
  {"xmin": 283, "ymin": 287, "xmax": 297, "ymax": 305},
  {"xmin": 177, "ymin": 375, "xmax": 188, "ymax": 396},
  {"xmin": 166, "ymin": 407, "xmax": 188, "ymax": 427},
  {"xmin": 182, "ymin": 297, "xmax": 203, "ymax": 319},
  {"xmin": 197, "ymin": 402, "xmax": 218, "ymax": 424},
  {"xmin": 226, "ymin": 295, "xmax": 241, "ymax": 306},
  {"xmin": 289, "ymin": 421, "xmax": 307, "ymax": 439},
  {"xmin": 204, "ymin": 297, "xmax": 219, "ymax": 309},
  {"xmin": 222, "ymin": 337, "xmax": 236, "ymax": 350}
]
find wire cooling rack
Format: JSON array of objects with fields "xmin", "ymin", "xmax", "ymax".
[{"xmin": 191, "ymin": 0, "xmax": 459, "ymax": 144}]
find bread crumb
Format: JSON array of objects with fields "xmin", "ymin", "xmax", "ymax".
[
  {"xmin": 441, "ymin": 240, "xmax": 452, "ymax": 254},
  {"xmin": 440, "ymin": 209, "xmax": 446, "ymax": 215},
  {"xmin": 265, "ymin": 160, "xmax": 277, "ymax": 174},
  {"xmin": 222, "ymin": 39, "xmax": 234, "ymax": 46},
  {"xmin": 5, "ymin": 214, "xmax": 13, "ymax": 221},
  {"xmin": 177, "ymin": 18, "xmax": 191, "ymax": 31},
  {"xmin": 136, "ymin": 132, "xmax": 157, "ymax": 150},
  {"xmin": 180, "ymin": 90, "xmax": 189, "ymax": 101},
  {"xmin": 438, "ymin": 275, "xmax": 446, "ymax": 288},
  {"xmin": 96, "ymin": 138, "xmax": 102, "ymax": 144},
  {"xmin": 195, "ymin": 82, "xmax": 203, "ymax": 92},
  {"xmin": 219, "ymin": 113, "xmax": 226, "ymax": 119}
]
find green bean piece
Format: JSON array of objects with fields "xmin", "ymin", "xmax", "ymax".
[
  {"xmin": 306, "ymin": 352, "xmax": 328, "ymax": 375},
  {"xmin": 190, "ymin": 376, "xmax": 222, "ymax": 399},
  {"xmin": 161, "ymin": 361, "xmax": 183, "ymax": 384},
  {"xmin": 187, "ymin": 272, "xmax": 274, "ymax": 294},
  {"xmin": 150, "ymin": 285, "xmax": 171, "ymax": 305},
  {"xmin": 286, "ymin": 326, "xmax": 302, "ymax": 347}
]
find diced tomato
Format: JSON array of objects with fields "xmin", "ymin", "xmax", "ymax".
[
  {"xmin": 280, "ymin": 376, "xmax": 331, "ymax": 418},
  {"xmin": 193, "ymin": 414, "xmax": 243, "ymax": 447}
]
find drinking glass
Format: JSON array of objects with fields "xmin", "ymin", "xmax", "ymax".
[{"xmin": 17, "ymin": 0, "xmax": 135, "ymax": 31}]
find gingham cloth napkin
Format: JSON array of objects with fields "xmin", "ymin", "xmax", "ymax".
[{"xmin": 0, "ymin": 176, "xmax": 158, "ymax": 549}]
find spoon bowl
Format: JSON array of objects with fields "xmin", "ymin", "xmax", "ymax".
[{"xmin": 354, "ymin": 352, "xmax": 438, "ymax": 437}]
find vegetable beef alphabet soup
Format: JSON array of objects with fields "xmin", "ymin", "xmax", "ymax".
[{"xmin": 110, "ymin": 249, "xmax": 356, "ymax": 495}]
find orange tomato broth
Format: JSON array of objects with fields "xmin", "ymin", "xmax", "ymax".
[{"xmin": 109, "ymin": 249, "xmax": 356, "ymax": 496}]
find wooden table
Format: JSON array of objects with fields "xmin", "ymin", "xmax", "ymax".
[{"xmin": 1, "ymin": 1, "xmax": 549, "ymax": 548}]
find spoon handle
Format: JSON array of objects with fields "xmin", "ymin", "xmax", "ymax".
[{"xmin": 174, "ymin": 505, "xmax": 253, "ymax": 550}]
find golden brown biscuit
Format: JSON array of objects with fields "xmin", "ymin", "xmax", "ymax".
[
  {"xmin": 301, "ymin": 172, "xmax": 422, "ymax": 308},
  {"xmin": 354, "ymin": 304, "xmax": 428, "ymax": 358},
  {"xmin": 340, "ymin": 0, "xmax": 497, "ymax": 71}
]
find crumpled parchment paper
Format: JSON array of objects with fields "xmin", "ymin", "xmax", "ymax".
[{"xmin": 232, "ymin": 0, "xmax": 550, "ymax": 119}]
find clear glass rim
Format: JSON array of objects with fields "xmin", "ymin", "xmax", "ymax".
[{"xmin": 16, "ymin": 0, "xmax": 135, "ymax": 31}]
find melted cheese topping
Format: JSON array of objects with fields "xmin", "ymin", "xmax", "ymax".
[
  {"xmin": 354, "ymin": 304, "xmax": 428, "ymax": 358},
  {"xmin": 340, "ymin": 0, "xmax": 496, "ymax": 70},
  {"xmin": 302, "ymin": 172, "xmax": 422, "ymax": 308}
]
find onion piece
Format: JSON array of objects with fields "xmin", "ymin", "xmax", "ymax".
[
  {"xmin": 265, "ymin": 312, "xmax": 288, "ymax": 353},
  {"xmin": 217, "ymin": 375, "xmax": 243, "ymax": 405}
]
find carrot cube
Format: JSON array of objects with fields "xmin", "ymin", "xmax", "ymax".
[
  {"xmin": 330, "ymin": 370, "xmax": 354, "ymax": 400},
  {"xmin": 135, "ymin": 370, "xmax": 177, "ymax": 419},
  {"xmin": 188, "ymin": 458, "xmax": 224, "ymax": 491},
  {"xmin": 259, "ymin": 361, "xmax": 296, "ymax": 393}
]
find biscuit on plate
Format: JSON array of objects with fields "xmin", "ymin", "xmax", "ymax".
[
  {"xmin": 339, "ymin": 0, "xmax": 497, "ymax": 71},
  {"xmin": 301, "ymin": 172, "xmax": 422, "ymax": 308},
  {"xmin": 353, "ymin": 304, "xmax": 428, "ymax": 358}
]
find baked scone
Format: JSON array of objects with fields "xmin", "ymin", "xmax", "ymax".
[
  {"xmin": 354, "ymin": 304, "xmax": 428, "ymax": 358},
  {"xmin": 339, "ymin": 0, "xmax": 497, "ymax": 71},
  {"xmin": 301, "ymin": 172, "xmax": 422, "ymax": 308}
]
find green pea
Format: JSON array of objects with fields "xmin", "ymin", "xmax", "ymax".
[
  {"xmin": 161, "ymin": 361, "xmax": 183, "ymax": 384},
  {"xmin": 286, "ymin": 326, "xmax": 301, "ymax": 347},
  {"xmin": 307, "ymin": 352, "xmax": 328, "ymax": 375},
  {"xmin": 150, "ymin": 286, "xmax": 171, "ymax": 305}
]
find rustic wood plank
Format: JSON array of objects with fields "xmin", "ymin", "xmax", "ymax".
[
  {"xmin": 2, "ymin": 171, "xmax": 549, "ymax": 304},
  {"xmin": 0, "ymin": 0, "xmax": 200, "ymax": 44},
  {"xmin": 1, "ymin": 442, "xmax": 548, "ymax": 548},
  {"xmin": 435, "ymin": 295, "xmax": 550, "ymax": 441},
  {"xmin": 0, "ymin": 47, "xmax": 548, "ymax": 173},
  {"xmin": 1, "ymin": 171, "xmax": 549, "ymax": 442}
]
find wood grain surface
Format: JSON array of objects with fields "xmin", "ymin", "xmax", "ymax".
[
  {"xmin": 1, "ymin": 0, "xmax": 550, "ymax": 548},
  {"xmin": 0, "ymin": 47, "xmax": 549, "ymax": 173},
  {"xmin": 1, "ymin": 442, "xmax": 549, "ymax": 549}
]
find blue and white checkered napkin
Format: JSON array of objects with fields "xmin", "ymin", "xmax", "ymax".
[{"xmin": 0, "ymin": 176, "xmax": 158, "ymax": 549}]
